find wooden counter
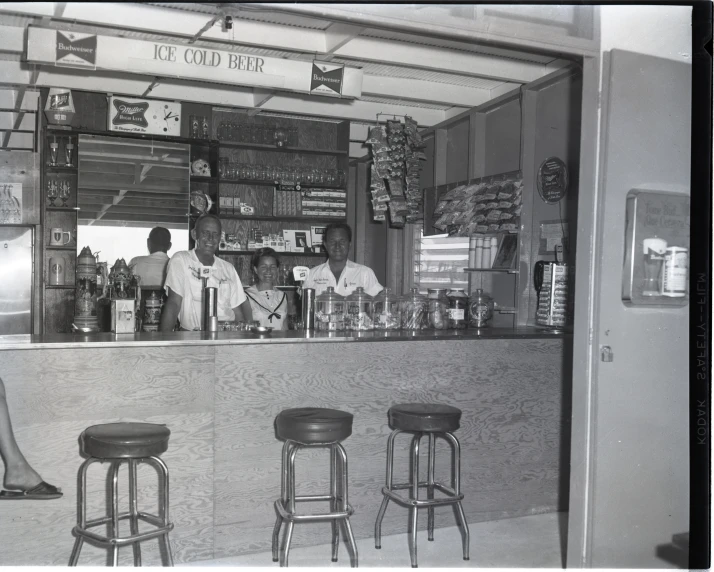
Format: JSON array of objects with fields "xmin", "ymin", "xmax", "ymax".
[{"xmin": 0, "ymin": 333, "xmax": 571, "ymax": 565}]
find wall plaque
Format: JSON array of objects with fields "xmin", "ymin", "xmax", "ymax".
[{"xmin": 537, "ymin": 157, "xmax": 568, "ymax": 204}]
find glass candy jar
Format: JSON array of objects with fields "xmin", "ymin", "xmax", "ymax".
[
  {"xmin": 345, "ymin": 287, "xmax": 373, "ymax": 331},
  {"xmin": 372, "ymin": 287, "xmax": 401, "ymax": 330},
  {"xmin": 315, "ymin": 287, "xmax": 345, "ymax": 332},
  {"xmin": 401, "ymin": 288, "xmax": 428, "ymax": 330},
  {"xmin": 469, "ymin": 289, "xmax": 494, "ymax": 328},
  {"xmin": 427, "ymin": 288, "xmax": 448, "ymax": 330},
  {"xmin": 446, "ymin": 288, "xmax": 469, "ymax": 329}
]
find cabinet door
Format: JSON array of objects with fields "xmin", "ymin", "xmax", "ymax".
[{"xmin": 0, "ymin": 226, "xmax": 33, "ymax": 334}]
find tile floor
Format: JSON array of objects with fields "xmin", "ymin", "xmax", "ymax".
[{"xmin": 180, "ymin": 512, "xmax": 567, "ymax": 569}]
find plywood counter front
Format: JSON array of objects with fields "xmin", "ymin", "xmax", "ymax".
[{"xmin": 0, "ymin": 333, "xmax": 571, "ymax": 566}]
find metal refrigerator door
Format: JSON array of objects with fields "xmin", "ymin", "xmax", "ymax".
[{"xmin": 0, "ymin": 226, "xmax": 33, "ymax": 334}]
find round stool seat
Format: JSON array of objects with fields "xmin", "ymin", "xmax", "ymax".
[
  {"xmin": 81, "ymin": 422, "xmax": 171, "ymax": 459},
  {"xmin": 388, "ymin": 403, "xmax": 461, "ymax": 433},
  {"xmin": 276, "ymin": 408, "xmax": 353, "ymax": 444}
]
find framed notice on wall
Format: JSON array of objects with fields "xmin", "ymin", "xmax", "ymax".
[{"xmin": 108, "ymin": 96, "xmax": 181, "ymax": 136}]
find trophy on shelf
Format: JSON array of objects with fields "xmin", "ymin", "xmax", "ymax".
[
  {"xmin": 49, "ymin": 136, "xmax": 59, "ymax": 167},
  {"xmin": 59, "ymin": 180, "xmax": 71, "ymax": 207},
  {"xmin": 64, "ymin": 136, "xmax": 74, "ymax": 167},
  {"xmin": 46, "ymin": 179, "xmax": 58, "ymax": 207}
]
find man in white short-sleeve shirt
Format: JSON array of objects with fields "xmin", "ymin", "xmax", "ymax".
[
  {"xmin": 128, "ymin": 227, "xmax": 171, "ymax": 287},
  {"xmin": 160, "ymin": 215, "xmax": 252, "ymax": 331},
  {"xmin": 302, "ymin": 223, "xmax": 383, "ymax": 297}
]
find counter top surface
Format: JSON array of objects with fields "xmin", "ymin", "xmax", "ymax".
[{"xmin": 0, "ymin": 327, "xmax": 569, "ymax": 350}]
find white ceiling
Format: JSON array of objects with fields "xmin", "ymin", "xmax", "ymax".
[{"xmin": 0, "ymin": 2, "xmax": 580, "ymax": 156}]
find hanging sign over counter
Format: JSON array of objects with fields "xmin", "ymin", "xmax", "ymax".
[
  {"xmin": 108, "ymin": 96, "xmax": 181, "ymax": 136},
  {"xmin": 26, "ymin": 26, "xmax": 363, "ymax": 99}
]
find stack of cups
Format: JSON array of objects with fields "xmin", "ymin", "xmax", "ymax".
[{"xmin": 468, "ymin": 236, "xmax": 500, "ymax": 269}]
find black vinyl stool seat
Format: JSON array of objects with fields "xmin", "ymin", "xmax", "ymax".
[
  {"xmin": 272, "ymin": 408, "xmax": 358, "ymax": 567},
  {"xmin": 375, "ymin": 404, "xmax": 470, "ymax": 568},
  {"xmin": 69, "ymin": 423, "xmax": 174, "ymax": 567}
]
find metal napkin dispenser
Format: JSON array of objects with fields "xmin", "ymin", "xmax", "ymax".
[{"xmin": 111, "ymin": 299, "xmax": 136, "ymax": 333}]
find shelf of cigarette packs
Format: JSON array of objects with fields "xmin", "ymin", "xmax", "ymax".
[{"xmin": 213, "ymin": 108, "xmax": 349, "ymax": 225}]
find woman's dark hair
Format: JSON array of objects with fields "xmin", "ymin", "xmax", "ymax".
[
  {"xmin": 324, "ymin": 222, "xmax": 352, "ymax": 243},
  {"xmin": 252, "ymin": 247, "xmax": 280, "ymax": 270}
]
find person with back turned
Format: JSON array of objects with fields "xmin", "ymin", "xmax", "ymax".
[
  {"xmin": 302, "ymin": 222, "xmax": 383, "ymax": 296},
  {"xmin": 160, "ymin": 215, "xmax": 253, "ymax": 331},
  {"xmin": 128, "ymin": 226, "xmax": 172, "ymax": 287}
]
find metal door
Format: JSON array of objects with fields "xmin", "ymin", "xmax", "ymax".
[{"xmin": 572, "ymin": 49, "xmax": 691, "ymax": 567}]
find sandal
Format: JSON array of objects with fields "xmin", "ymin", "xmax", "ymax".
[{"xmin": 0, "ymin": 481, "xmax": 63, "ymax": 500}]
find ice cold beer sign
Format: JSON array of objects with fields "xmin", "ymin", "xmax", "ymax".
[
  {"xmin": 152, "ymin": 43, "xmax": 266, "ymax": 73},
  {"xmin": 28, "ymin": 27, "xmax": 362, "ymax": 97}
]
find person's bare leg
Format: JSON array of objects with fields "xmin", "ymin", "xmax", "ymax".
[{"xmin": 0, "ymin": 377, "xmax": 43, "ymax": 490}]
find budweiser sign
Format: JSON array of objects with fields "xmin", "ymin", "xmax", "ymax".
[{"xmin": 55, "ymin": 31, "xmax": 97, "ymax": 68}]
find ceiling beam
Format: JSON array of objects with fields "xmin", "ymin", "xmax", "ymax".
[
  {"xmin": 323, "ymin": 22, "xmax": 364, "ymax": 54},
  {"xmin": 333, "ymin": 38, "xmax": 552, "ymax": 84},
  {"xmin": 0, "ymin": 2, "xmax": 326, "ymax": 53},
  {"xmin": 362, "ymin": 75, "xmax": 497, "ymax": 108}
]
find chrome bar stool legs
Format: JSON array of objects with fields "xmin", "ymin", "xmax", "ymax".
[
  {"xmin": 374, "ymin": 404, "xmax": 470, "ymax": 568},
  {"xmin": 69, "ymin": 423, "xmax": 174, "ymax": 567},
  {"xmin": 272, "ymin": 408, "xmax": 358, "ymax": 568}
]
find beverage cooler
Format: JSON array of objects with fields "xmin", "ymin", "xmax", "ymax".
[{"xmin": 0, "ymin": 225, "xmax": 34, "ymax": 335}]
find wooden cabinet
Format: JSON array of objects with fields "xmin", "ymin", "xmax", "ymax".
[
  {"xmin": 206, "ymin": 112, "xmax": 350, "ymax": 284},
  {"xmin": 41, "ymin": 127, "xmax": 79, "ymax": 333}
]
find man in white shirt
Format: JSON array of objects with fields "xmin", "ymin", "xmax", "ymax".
[
  {"xmin": 160, "ymin": 215, "xmax": 252, "ymax": 331},
  {"xmin": 302, "ymin": 222, "xmax": 383, "ymax": 296},
  {"xmin": 128, "ymin": 227, "xmax": 172, "ymax": 286}
]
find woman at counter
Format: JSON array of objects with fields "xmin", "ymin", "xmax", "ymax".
[{"xmin": 245, "ymin": 248, "xmax": 288, "ymax": 331}]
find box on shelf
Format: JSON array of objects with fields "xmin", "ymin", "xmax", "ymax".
[{"xmin": 283, "ymin": 230, "xmax": 311, "ymax": 252}]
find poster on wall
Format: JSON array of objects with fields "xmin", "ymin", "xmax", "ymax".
[
  {"xmin": 0, "ymin": 183, "xmax": 22, "ymax": 224},
  {"xmin": 622, "ymin": 189, "xmax": 689, "ymax": 306},
  {"xmin": 108, "ymin": 96, "xmax": 181, "ymax": 136}
]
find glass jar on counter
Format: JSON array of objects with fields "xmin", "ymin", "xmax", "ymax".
[
  {"xmin": 427, "ymin": 288, "xmax": 449, "ymax": 330},
  {"xmin": 345, "ymin": 287, "xmax": 373, "ymax": 331},
  {"xmin": 446, "ymin": 288, "xmax": 469, "ymax": 329},
  {"xmin": 372, "ymin": 287, "xmax": 401, "ymax": 330},
  {"xmin": 315, "ymin": 286, "xmax": 346, "ymax": 331},
  {"xmin": 469, "ymin": 289, "xmax": 494, "ymax": 328},
  {"xmin": 401, "ymin": 288, "xmax": 428, "ymax": 330}
]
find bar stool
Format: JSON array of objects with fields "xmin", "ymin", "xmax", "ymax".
[
  {"xmin": 69, "ymin": 422, "xmax": 174, "ymax": 567},
  {"xmin": 272, "ymin": 407, "xmax": 358, "ymax": 568},
  {"xmin": 374, "ymin": 404, "xmax": 470, "ymax": 568}
]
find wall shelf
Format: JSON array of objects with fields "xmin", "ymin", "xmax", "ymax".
[
  {"xmin": 46, "ymin": 206, "xmax": 79, "ymax": 211},
  {"xmin": 218, "ymin": 141, "xmax": 348, "ymax": 155},
  {"xmin": 218, "ymin": 178, "xmax": 345, "ymax": 190},
  {"xmin": 46, "ymin": 245, "xmax": 77, "ymax": 251},
  {"xmin": 45, "ymin": 284, "xmax": 75, "ymax": 289},
  {"xmin": 218, "ymin": 214, "xmax": 346, "ymax": 223},
  {"xmin": 190, "ymin": 176, "xmax": 218, "ymax": 183},
  {"xmin": 45, "ymin": 165, "xmax": 78, "ymax": 173},
  {"xmin": 219, "ymin": 250, "xmax": 325, "ymax": 257},
  {"xmin": 464, "ymin": 268, "xmax": 518, "ymax": 274}
]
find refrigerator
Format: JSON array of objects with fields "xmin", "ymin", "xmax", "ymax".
[{"xmin": 0, "ymin": 225, "xmax": 34, "ymax": 335}]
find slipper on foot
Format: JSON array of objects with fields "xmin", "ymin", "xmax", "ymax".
[{"xmin": 0, "ymin": 481, "xmax": 62, "ymax": 500}]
